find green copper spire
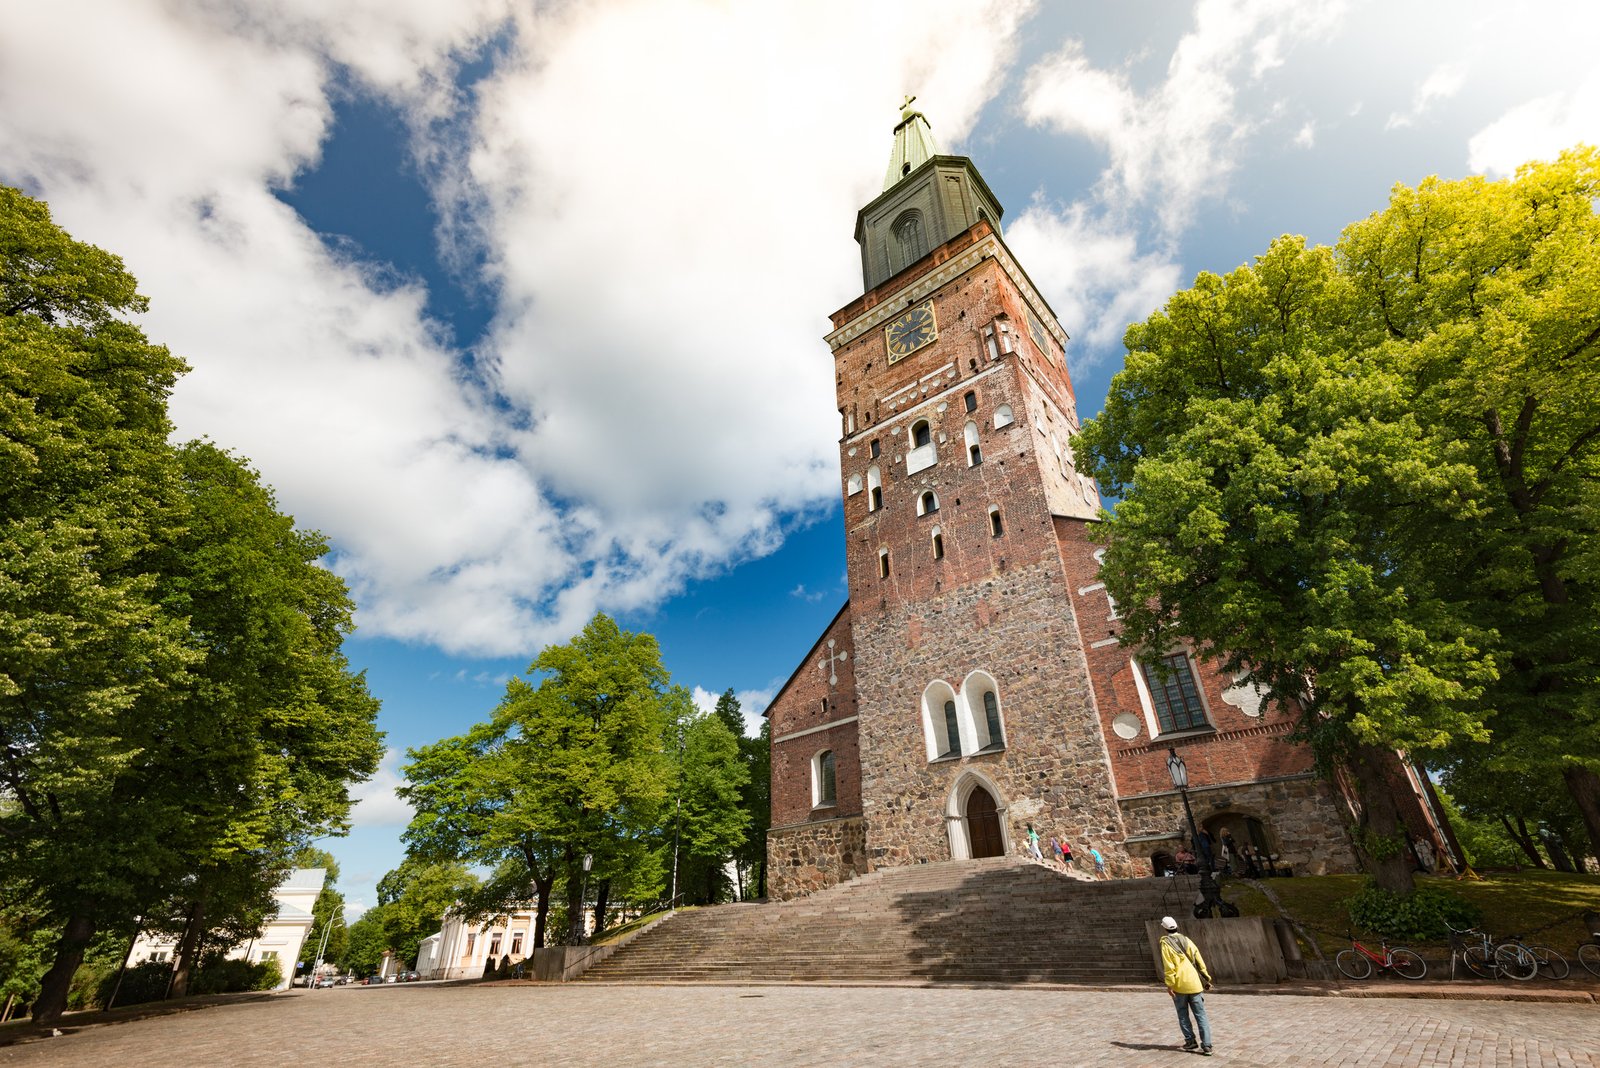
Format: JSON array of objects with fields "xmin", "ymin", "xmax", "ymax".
[{"xmin": 883, "ymin": 95, "xmax": 939, "ymax": 190}]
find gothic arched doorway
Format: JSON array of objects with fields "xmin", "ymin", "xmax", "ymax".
[{"xmin": 965, "ymin": 784, "xmax": 1004, "ymax": 858}]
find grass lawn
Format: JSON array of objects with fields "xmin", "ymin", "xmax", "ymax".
[{"xmin": 1222, "ymin": 870, "xmax": 1600, "ymax": 960}]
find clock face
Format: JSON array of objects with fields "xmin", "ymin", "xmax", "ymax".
[{"xmin": 885, "ymin": 301, "xmax": 937, "ymax": 361}]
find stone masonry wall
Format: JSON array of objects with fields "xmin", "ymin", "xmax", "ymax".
[
  {"xmin": 766, "ymin": 816, "xmax": 869, "ymax": 901},
  {"xmin": 1119, "ymin": 775, "xmax": 1358, "ymax": 876}
]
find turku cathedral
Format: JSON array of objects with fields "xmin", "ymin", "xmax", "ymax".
[{"xmin": 763, "ymin": 104, "xmax": 1455, "ymax": 899}]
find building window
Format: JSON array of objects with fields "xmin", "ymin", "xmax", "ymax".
[
  {"xmin": 812, "ymin": 749, "xmax": 837, "ymax": 806},
  {"xmin": 870, "ymin": 438, "xmax": 880, "ymax": 459},
  {"xmin": 893, "ymin": 210, "xmax": 927, "ymax": 269},
  {"xmin": 921, "ymin": 681, "xmax": 961, "ymax": 760},
  {"xmin": 465, "ymin": 933, "xmax": 476, "ymax": 955},
  {"xmin": 989, "ymin": 507, "xmax": 1004, "ymax": 537},
  {"xmin": 259, "ymin": 950, "xmax": 276, "ymax": 962},
  {"xmin": 982, "ymin": 691, "xmax": 1003, "ymax": 746},
  {"xmin": 932, "ymin": 529, "xmax": 944, "ymax": 560},
  {"xmin": 983, "ymin": 326, "xmax": 998, "ymax": 361},
  {"xmin": 917, "ymin": 490, "xmax": 938, "ymax": 516},
  {"xmin": 943, "ymin": 700, "xmax": 962, "ymax": 758},
  {"xmin": 511, "ymin": 933, "xmax": 523, "ymax": 956},
  {"xmin": 994, "ymin": 404, "xmax": 1014, "ymax": 429},
  {"xmin": 488, "ymin": 934, "xmax": 502, "ymax": 958},
  {"xmin": 878, "ymin": 549, "xmax": 890, "ymax": 579},
  {"xmin": 867, "ymin": 465, "xmax": 882, "ymax": 511},
  {"xmin": 1143, "ymin": 653, "xmax": 1209, "ymax": 734},
  {"xmin": 911, "ymin": 420, "xmax": 932, "ymax": 448},
  {"xmin": 965, "ymin": 421, "xmax": 982, "ymax": 466}
]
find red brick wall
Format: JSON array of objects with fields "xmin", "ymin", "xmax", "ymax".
[
  {"xmin": 767, "ymin": 607, "xmax": 863, "ymax": 829},
  {"xmin": 1053, "ymin": 516, "xmax": 1319, "ymax": 797}
]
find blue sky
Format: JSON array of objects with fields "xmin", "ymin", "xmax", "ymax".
[{"xmin": 4, "ymin": 0, "xmax": 1598, "ymax": 919}]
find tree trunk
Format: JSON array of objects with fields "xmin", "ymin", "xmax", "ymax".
[
  {"xmin": 1350, "ymin": 745, "xmax": 1416, "ymax": 894},
  {"xmin": 756, "ymin": 837, "xmax": 767, "ymax": 900},
  {"xmin": 531, "ymin": 876, "xmax": 553, "ymax": 949},
  {"xmin": 32, "ymin": 911, "xmax": 96, "ymax": 1024},
  {"xmin": 1542, "ymin": 831, "xmax": 1576, "ymax": 873},
  {"xmin": 2, "ymin": 992, "xmax": 16, "ymax": 1023},
  {"xmin": 592, "ymin": 878, "xmax": 611, "ymax": 935},
  {"xmin": 1561, "ymin": 765, "xmax": 1600, "ymax": 863},
  {"xmin": 1500, "ymin": 815, "xmax": 1546, "ymax": 867},
  {"xmin": 167, "ymin": 893, "xmax": 208, "ymax": 999}
]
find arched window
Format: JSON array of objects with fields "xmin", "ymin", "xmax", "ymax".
[
  {"xmin": 893, "ymin": 210, "xmax": 927, "ymax": 269},
  {"xmin": 920, "ymin": 680, "xmax": 961, "ymax": 760},
  {"xmin": 963, "ymin": 390, "xmax": 977, "ymax": 413},
  {"xmin": 907, "ymin": 419, "xmax": 937, "ymax": 474},
  {"xmin": 931, "ymin": 527, "xmax": 944, "ymax": 560},
  {"xmin": 867, "ymin": 465, "xmax": 882, "ymax": 511},
  {"xmin": 911, "ymin": 420, "xmax": 932, "ymax": 448},
  {"xmin": 993, "ymin": 404, "xmax": 1014, "ymax": 429},
  {"xmin": 812, "ymin": 749, "xmax": 837, "ymax": 807},
  {"xmin": 917, "ymin": 490, "xmax": 939, "ymax": 516},
  {"xmin": 846, "ymin": 473, "xmax": 862, "ymax": 496},
  {"xmin": 1141, "ymin": 653, "xmax": 1209, "ymax": 734},
  {"xmin": 989, "ymin": 506, "xmax": 1004, "ymax": 537},
  {"xmin": 878, "ymin": 548, "xmax": 890, "ymax": 579},
  {"xmin": 962, "ymin": 671, "xmax": 1006, "ymax": 751},
  {"xmin": 965, "ymin": 421, "xmax": 982, "ymax": 466}
]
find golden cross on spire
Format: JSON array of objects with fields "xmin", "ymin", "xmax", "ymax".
[{"xmin": 900, "ymin": 94, "xmax": 917, "ymax": 111}]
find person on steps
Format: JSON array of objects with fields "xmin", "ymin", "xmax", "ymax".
[
  {"xmin": 1026, "ymin": 823, "xmax": 1044, "ymax": 861},
  {"xmin": 1159, "ymin": 915, "xmax": 1214, "ymax": 1056},
  {"xmin": 1089, "ymin": 845, "xmax": 1106, "ymax": 878}
]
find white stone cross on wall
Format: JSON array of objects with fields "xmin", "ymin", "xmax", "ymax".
[{"xmin": 818, "ymin": 639, "xmax": 848, "ymax": 688}]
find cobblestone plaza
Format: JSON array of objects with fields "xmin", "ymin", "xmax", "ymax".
[{"xmin": 2, "ymin": 983, "xmax": 1595, "ymax": 1067}]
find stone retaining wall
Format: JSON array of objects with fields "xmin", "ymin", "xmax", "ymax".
[{"xmin": 767, "ymin": 815, "xmax": 869, "ymax": 900}]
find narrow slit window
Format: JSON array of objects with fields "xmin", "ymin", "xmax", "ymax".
[
  {"xmin": 932, "ymin": 530, "xmax": 944, "ymax": 560},
  {"xmin": 989, "ymin": 507, "xmax": 1004, "ymax": 537},
  {"xmin": 878, "ymin": 549, "xmax": 890, "ymax": 579},
  {"xmin": 964, "ymin": 390, "xmax": 977, "ymax": 413}
]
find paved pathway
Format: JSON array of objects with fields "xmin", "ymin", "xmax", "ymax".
[{"xmin": 2, "ymin": 982, "xmax": 1596, "ymax": 1067}]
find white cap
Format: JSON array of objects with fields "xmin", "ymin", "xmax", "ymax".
[{"xmin": 1160, "ymin": 916, "xmax": 1179, "ymax": 931}]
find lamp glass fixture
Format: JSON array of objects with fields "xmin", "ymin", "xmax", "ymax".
[{"xmin": 1166, "ymin": 748, "xmax": 1188, "ymax": 789}]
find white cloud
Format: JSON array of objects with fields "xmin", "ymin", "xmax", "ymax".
[
  {"xmin": 1386, "ymin": 63, "xmax": 1466, "ymax": 130},
  {"xmin": 1020, "ymin": 0, "xmax": 1344, "ymax": 234},
  {"xmin": 1006, "ymin": 201, "xmax": 1184, "ymax": 364},
  {"xmin": 0, "ymin": 0, "xmax": 1032, "ymax": 656},
  {"xmin": 1293, "ymin": 122, "xmax": 1316, "ymax": 149},
  {"xmin": 1469, "ymin": 78, "xmax": 1600, "ymax": 176},
  {"xmin": 347, "ymin": 748, "xmax": 414, "ymax": 828},
  {"xmin": 691, "ymin": 684, "xmax": 776, "ymax": 736},
  {"xmin": 789, "ymin": 584, "xmax": 826, "ymax": 602}
]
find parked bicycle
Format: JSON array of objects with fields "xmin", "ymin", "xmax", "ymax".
[
  {"xmin": 1447, "ymin": 923, "xmax": 1565, "ymax": 981},
  {"xmin": 1576, "ymin": 911, "xmax": 1600, "ymax": 978},
  {"xmin": 1336, "ymin": 931, "xmax": 1428, "ymax": 980},
  {"xmin": 1498, "ymin": 933, "xmax": 1569, "ymax": 981}
]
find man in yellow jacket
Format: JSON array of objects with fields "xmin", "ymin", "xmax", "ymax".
[{"xmin": 1159, "ymin": 915, "xmax": 1214, "ymax": 1055}]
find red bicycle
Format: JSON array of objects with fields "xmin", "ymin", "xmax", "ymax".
[{"xmin": 1336, "ymin": 931, "xmax": 1428, "ymax": 980}]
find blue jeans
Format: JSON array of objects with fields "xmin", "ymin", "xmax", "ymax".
[{"xmin": 1172, "ymin": 991, "xmax": 1212, "ymax": 1048}]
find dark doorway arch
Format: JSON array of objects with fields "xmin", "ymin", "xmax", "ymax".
[
  {"xmin": 965, "ymin": 784, "xmax": 1004, "ymax": 858},
  {"xmin": 1150, "ymin": 851, "xmax": 1177, "ymax": 877}
]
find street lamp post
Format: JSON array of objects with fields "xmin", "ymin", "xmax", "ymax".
[
  {"xmin": 1166, "ymin": 748, "xmax": 1229, "ymax": 918},
  {"xmin": 311, "ymin": 916, "xmax": 344, "ymax": 988},
  {"xmin": 571, "ymin": 852, "xmax": 594, "ymax": 946}
]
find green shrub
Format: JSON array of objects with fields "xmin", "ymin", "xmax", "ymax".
[
  {"xmin": 1345, "ymin": 881, "xmax": 1481, "ymax": 941},
  {"xmin": 96, "ymin": 961, "xmax": 171, "ymax": 1008},
  {"xmin": 189, "ymin": 956, "xmax": 281, "ymax": 995}
]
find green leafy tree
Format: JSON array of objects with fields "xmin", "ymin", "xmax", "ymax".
[
  {"xmin": 374, "ymin": 858, "xmax": 478, "ymax": 968},
  {"xmin": 342, "ymin": 907, "xmax": 392, "ymax": 978},
  {"xmin": 1337, "ymin": 149, "xmax": 1600, "ymax": 856},
  {"xmin": 0, "ymin": 187, "xmax": 383, "ymax": 1021},
  {"xmin": 712, "ymin": 690, "xmax": 770, "ymax": 899},
  {"xmin": 676, "ymin": 705, "xmax": 749, "ymax": 904},
  {"xmin": 403, "ymin": 614, "xmax": 673, "ymax": 947},
  {"xmin": 1076, "ymin": 236, "xmax": 1497, "ymax": 894}
]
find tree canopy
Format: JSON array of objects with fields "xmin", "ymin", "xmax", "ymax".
[
  {"xmin": 0, "ymin": 185, "xmax": 382, "ymax": 1019},
  {"xmin": 1076, "ymin": 148, "xmax": 1600, "ymax": 888}
]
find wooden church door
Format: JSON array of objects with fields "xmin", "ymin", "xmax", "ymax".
[{"xmin": 965, "ymin": 785, "xmax": 1004, "ymax": 858}]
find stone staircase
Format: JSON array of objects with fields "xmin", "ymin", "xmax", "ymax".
[{"xmin": 580, "ymin": 857, "xmax": 1198, "ymax": 985}]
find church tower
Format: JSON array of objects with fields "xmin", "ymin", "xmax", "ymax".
[{"xmin": 763, "ymin": 104, "xmax": 1364, "ymax": 899}]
